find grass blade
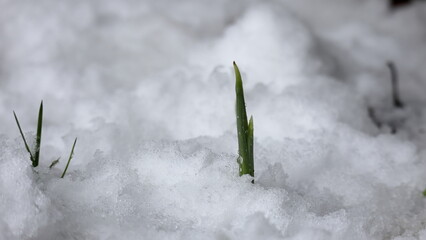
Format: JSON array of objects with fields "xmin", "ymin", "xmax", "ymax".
[
  {"xmin": 234, "ymin": 62, "xmax": 254, "ymax": 180},
  {"xmin": 13, "ymin": 111, "xmax": 35, "ymax": 163},
  {"xmin": 234, "ymin": 62, "xmax": 249, "ymax": 176},
  {"xmin": 247, "ymin": 116, "xmax": 254, "ymax": 179},
  {"xmin": 61, "ymin": 138, "xmax": 77, "ymax": 178},
  {"xmin": 33, "ymin": 101, "xmax": 43, "ymax": 167}
]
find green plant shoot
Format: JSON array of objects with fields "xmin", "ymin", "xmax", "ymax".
[
  {"xmin": 61, "ymin": 138, "xmax": 77, "ymax": 178},
  {"xmin": 34, "ymin": 101, "xmax": 43, "ymax": 167},
  {"xmin": 234, "ymin": 62, "xmax": 254, "ymax": 181},
  {"xmin": 13, "ymin": 111, "xmax": 35, "ymax": 163},
  {"xmin": 13, "ymin": 101, "xmax": 43, "ymax": 167}
]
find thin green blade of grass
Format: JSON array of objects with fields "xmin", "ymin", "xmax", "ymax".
[
  {"xmin": 61, "ymin": 138, "xmax": 77, "ymax": 178},
  {"xmin": 247, "ymin": 116, "xmax": 254, "ymax": 178},
  {"xmin": 234, "ymin": 62, "xmax": 249, "ymax": 176},
  {"xmin": 13, "ymin": 111, "xmax": 35, "ymax": 163},
  {"xmin": 33, "ymin": 101, "xmax": 43, "ymax": 167},
  {"xmin": 233, "ymin": 62, "xmax": 254, "ymax": 180}
]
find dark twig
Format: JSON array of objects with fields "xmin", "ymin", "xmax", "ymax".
[{"xmin": 387, "ymin": 61, "xmax": 404, "ymax": 109}]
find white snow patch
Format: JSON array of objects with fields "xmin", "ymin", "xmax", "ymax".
[{"xmin": 1, "ymin": 0, "xmax": 426, "ymax": 239}]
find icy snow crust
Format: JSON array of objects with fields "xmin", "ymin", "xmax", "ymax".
[{"xmin": 1, "ymin": 0, "xmax": 426, "ymax": 239}]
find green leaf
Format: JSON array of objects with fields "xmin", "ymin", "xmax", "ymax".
[
  {"xmin": 247, "ymin": 116, "xmax": 254, "ymax": 178},
  {"xmin": 33, "ymin": 101, "xmax": 43, "ymax": 167},
  {"xmin": 13, "ymin": 111, "xmax": 35, "ymax": 163},
  {"xmin": 234, "ymin": 62, "xmax": 254, "ymax": 181},
  {"xmin": 61, "ymin": 138, "xmax": 77, "ymax": 178}
]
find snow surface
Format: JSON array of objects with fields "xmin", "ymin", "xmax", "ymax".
[{"xmin": 1, "ymin": 0, "xmax": 426, "ymax": 239}]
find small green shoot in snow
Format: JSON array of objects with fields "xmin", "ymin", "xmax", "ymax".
[
  {"xmin": 234, "ymin": 62, "xmax": 254, "ymax": 182},
  {"xmin": 61, "ymin": 138, "xmax": 77, "ymax": 178},
  {"xmin": 13, "ymin": 101, "xmax": 43, "ymax": 167}
]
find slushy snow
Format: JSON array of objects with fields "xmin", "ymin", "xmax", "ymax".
[{"xmin": 1, "ymin": 0, "xmax": 426, "ymax": 239}]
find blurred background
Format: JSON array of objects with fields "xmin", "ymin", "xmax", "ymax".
[{"xmin": 1, "ymin": 0, "xmax": 426, "ymax": 161}]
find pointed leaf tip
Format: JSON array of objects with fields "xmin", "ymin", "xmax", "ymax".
[
  {"xmin": 233, "ymin": 62, "xmax": 240, "ymax": 73},
  {"xmin": 234, "ymin": 62, "xmax": 242, "ymax": 88}
]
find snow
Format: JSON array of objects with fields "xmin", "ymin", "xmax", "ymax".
[{"xmin": 1, "ymin": 0, "xmax": 426, "ymax": 239}]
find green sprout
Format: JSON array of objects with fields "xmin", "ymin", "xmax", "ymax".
[
  {"xmin": 234, "ymin": 62, "xmax": 254, "ymax": 182},
  {"xmin": 13, "ymin": 101, "xmax": 43, "ymax": 167},
  {"xmin": 61, "ymin": 138, "xmax": 77, "ymax": 178},
  {"xmin": 13, "ymin": 101, "xmax": 77, "ymax": 176}
]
